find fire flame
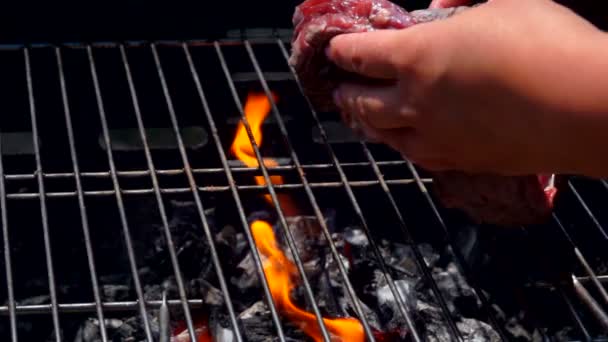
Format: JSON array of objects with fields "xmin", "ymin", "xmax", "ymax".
[
  {"xmin": 230, "ymin": 92, "xmax": 297, "ymax": 216},
  {"xmin": 251, "ymin": 220, "xmax": 364, "ymax": 342},
  {"xmin": 232, "ymin": 92, "xmax": 364, "ymax": 342}
]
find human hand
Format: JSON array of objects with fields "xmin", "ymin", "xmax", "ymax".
[{"xmin": 326, "ymin": 0, "xmax": 608, "ymax": 176}]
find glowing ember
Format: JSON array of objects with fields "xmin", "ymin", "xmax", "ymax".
[
  {"xmin": 172, "ymin": 314, "xmax": 212, "ymax": 342},
  {"xmin": 252, "ymin": 220, "xmax": 364, "ymax": 342},
  {"xmin": 230, "ymin": 92, "xmax": 297, "ymax": 216},
  {"xmin": 231, "ymin": 91, "xmax": 364, "ymax": 342}
]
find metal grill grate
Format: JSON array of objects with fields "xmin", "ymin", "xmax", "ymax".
[{"xmin": 0, "ymin": 38, "xmax": 605, "ymax": 342}]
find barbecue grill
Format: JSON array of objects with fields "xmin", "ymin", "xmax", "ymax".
[{"xmin": 0, "ymin": 1, "xmax": 606, "ymax": 341}]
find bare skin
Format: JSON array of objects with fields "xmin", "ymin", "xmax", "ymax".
[{"xmin": 326, "ymin": 0, "xmax": 608, "ymax": 178}]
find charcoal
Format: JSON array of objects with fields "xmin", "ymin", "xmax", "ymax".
[
  {"xmin": 239, "ymin": 301, "xmax": 307, "ymax": 342},
  {"xmin": 101, "ymin": 284, "xmax": 130, "ymax": 302},
  {"xmin": 212, "ymin": 326, "xmax": 236, "ymax": 342},
  {"xmin": 19, "ymin": 294, "xmax": 50, "ymax": 305},
  {"xmin": 377, "ymin": 279, "xmax": 418, "ymax": 336},
  {"xmin": 232, "ymin": 251, "xmax": 260, "ymax": 290},
  {"xmin": 457, "ymin": 318, "xmax": 501, "ymax": 342},
  {"xmin": 74, "ymin": 316, "xmax": 160, "ymax": 342},
  {"xmin": 188, "ymin": 278, "xmax": 224, "ymax": 306},
  {"xmin": 432, "ymin": 262, "xmax": 480, "ymax": 316},
  {"xmin": 381, "ymin": 241, "xmax": 440, "ymax": 278},
  {"xmin": 343, "ymin": 227, "xmax": 369, "ymax": 247},
  {"xmin": 280, "ymin": 215, "xmax": 327, "ymax": 264},
  {"xmin": 418, "ymin": 301, "xmax": 500, "ymax": 342}
]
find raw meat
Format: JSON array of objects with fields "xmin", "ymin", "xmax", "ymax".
[{"xmin": 289, "ymin": 0, "xmax": 559, "ymax": 226}]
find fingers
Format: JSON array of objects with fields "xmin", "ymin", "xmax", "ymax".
[
  {"xmin": 353, "ymin": 124, "xmax": 453, "ymax": 171},
  {"xmin": 334, "ymin": 82, "xmax": 417, "ymax": 129},
  {"xmin": 326, "ymin": 30, "xmax": 405, "ymax": 79},
  {"xmin": 429, "ymin": 0, "xmax": 473, "ymax": 9}
]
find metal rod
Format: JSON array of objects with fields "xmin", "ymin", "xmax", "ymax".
[
  {"xmin": 568, "ymin": 181, "xmax": 608, "ymax": 241},
  {"xmin": 2, "ymin": 160, "xmax": 412, "ymax": 181},
  {"xmin": 572, "ymin": 275, "xmax": 608, "ymax": 331},
  {"xmin": 275, "ymin": 39, "xmax": 422, "ymax": 342},
  {"xmin": 151, "ymin": 43, "xmax": 243, "ymax": 342},
  {"xmin": 0, "ymin": 299, "xmax": 207, "ymax": 315},
  {"xmin": 119, "ymin": 44, "xmax": 197, "ymax": 342},
  {"xmin": 23, "ymin": 47, "xmax": 62, "ymax": 342},
  {"xmin": 553, "ymin": 214, "xmax": 608, "ymax": 311},
  {"xmin": 0, "ymin": 88, "xmax": 17, "ymax": 342},
  {"xmin": 218, "ymin": 42, "xmax": 333, "ymax": 342},
  {"xmin": 0, "ymin": 38, "xmax": 293, "ymax": 51},
  {"xmin": 246, "ymin": 41, "xmax": 378, "ymax": 342},
  {"xmin": 559, "ymin": 286, "xmax": 592, "ymax": 340},
  {"xmin": 3, "ymin": 178, "xmax": 422, "ymax": 200},
  {"xmin": 183, "ymin": 43, "xmax": 288, "ymax": 341},
  {"xmin": 86, "ymin": 45, "xmax": 154, "ymax": 341},
  {"xmin": 159, "ymin": 291, "xmax": 170, "ymax": 342},
  {"xmin": 404, "ymin": 162, "xmax": 510, "ymax": 340},
  {"xmin": 359, "ymin": 141, "xmax": 463, "ymax": 341},
  {"xmin": 55, "ymin": 47, "xmax": 109, "ymax": 342}
]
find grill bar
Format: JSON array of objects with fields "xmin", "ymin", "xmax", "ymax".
[
  {"xmin": 185, "ymin": 43, "xmax": 289, "ymax": 341},
  {"xmin": 24, "ymin": 47, "xmax": 62, "ymax": 342},
  {"xmin": 359, "ymin": 140, "xmax": 463, "ymax": 340},
  {"xmin": 568, "ymin": 182, "xmax": 608, "ymax": 240},
  {"xmin": 1, "ymin": 160, "xmax": 411, "ymax": 180},
  {"xmin": 87, "ymin": 46, "xmax": 155, "ymax": 341},
  {"xmin": 0, "ymin": 40, "xmax": 604, "ymax": 341},
  {"xmin": 571, "ymin": 275, "xmax": 608, "ymax": 331},
  {"xmin": 216, "ymin": 42, "xmax": 334, "ymax": 342},
  {"xmin": 120, "ymin": 45, "xmax": 198, "ymax": 341},
  {"xmin": 0, "ymin": 299, "xmax": 207, "ymax": 315},
  {"xmin": 559, "ymin": 286, "xmax": 592, "ymax": 340},
  {"xmin": 3, "ymin": 179, "xmax": 424, "ymax": 200},
  {"xmin": 405, "ymin": 163, "xmax": 510, "ymax": 340},
  {"xmin": 247, "ymin": 41, "xmax": 378, "ymax": 341},
  {"xmin": 151, "ymin": 43, "xmax": 244, "ymax": 341},
  {"xmin": 273, "ymin": 40, "xmax": 423, "ymax": 342},
  {"xmin": 0, "ymin": 107, "xmax": 17, "ymax": 341},
  {"xmin": 552, "ymin": 214, "xmax": 608, "ymax": 331},
  {"xmin": 55, "ymin": 47, "xmax": 109, "ymax": 342}
]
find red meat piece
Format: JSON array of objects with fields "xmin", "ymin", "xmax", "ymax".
[{"xmin": 289, "ymin": 0, "xmax": 559, "ymax": 226}]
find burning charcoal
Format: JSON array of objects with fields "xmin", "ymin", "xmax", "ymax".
[
  {"xmin": 280, "ymin": 215, "xmax": 327, "ymax": 264},
  {"xmin": 432, "ymin": 262, "xmax": 480, "ymax": 316},
  {"xmin": 74, "ymin": 318, "xmax": 104, "ymax": 342},
  {"xmin": 343, "ymin": 227, "xmax": 369, "ymax": 247},
  {"xmin": 101, "ymin": 284, "xmax": 130, "ymax": 302},
  {"xmin": 238, "ymin": 301, "xmax": 309, "ymax": 342},
  {"xmin": 457, "ymin": 318, "xmax": 501, "ymax": 342},
  {"xmin": 417, "ymin": 300, "xmax": 500, "ymax": 342},
  {"xmin": 380, "ymin": 241, "xmax": 440, "ymax": 278},
  {"xmin": 212, "ymin": 325, "xmax": 236, "ymax": 342},
  {"xmin": 188, "ymin": 278, "xmax": 224, "ymax": 306},
  {"xmin": 74, "ymin": 315, "xmax": 160, "ymax": 342},
  {"xmin": 232, "ymin": 251, "xmax": 260, "ymax": 290},
  {"xmin": 377, "ymin": 279, "xmax": 418, "ymax": 336}
]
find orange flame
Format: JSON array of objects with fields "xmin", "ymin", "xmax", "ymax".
[
  {"xmin": 231, "ymin": 92, "xmax": 364, "ymax": 342},
  {"xmin": 252, "ymin": 220, "xmax": 364, "ymax": 342},
  {"xmin": 230, "ymin": 92, "xmax": 297, "ymax": 216}
]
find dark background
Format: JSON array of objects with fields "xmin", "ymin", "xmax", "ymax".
[{"xmin": 0, "ymin": 0, "xmax": 604, "ymax": 43}]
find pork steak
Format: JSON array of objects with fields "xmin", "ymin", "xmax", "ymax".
[{"xmin": 289, "ymin": 0, "xmax": 559, "ymax": 226}]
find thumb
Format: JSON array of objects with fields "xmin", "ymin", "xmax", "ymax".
[{"xmin": 326, "ymin": 29, "xmax": 408, "ymax": 79}]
